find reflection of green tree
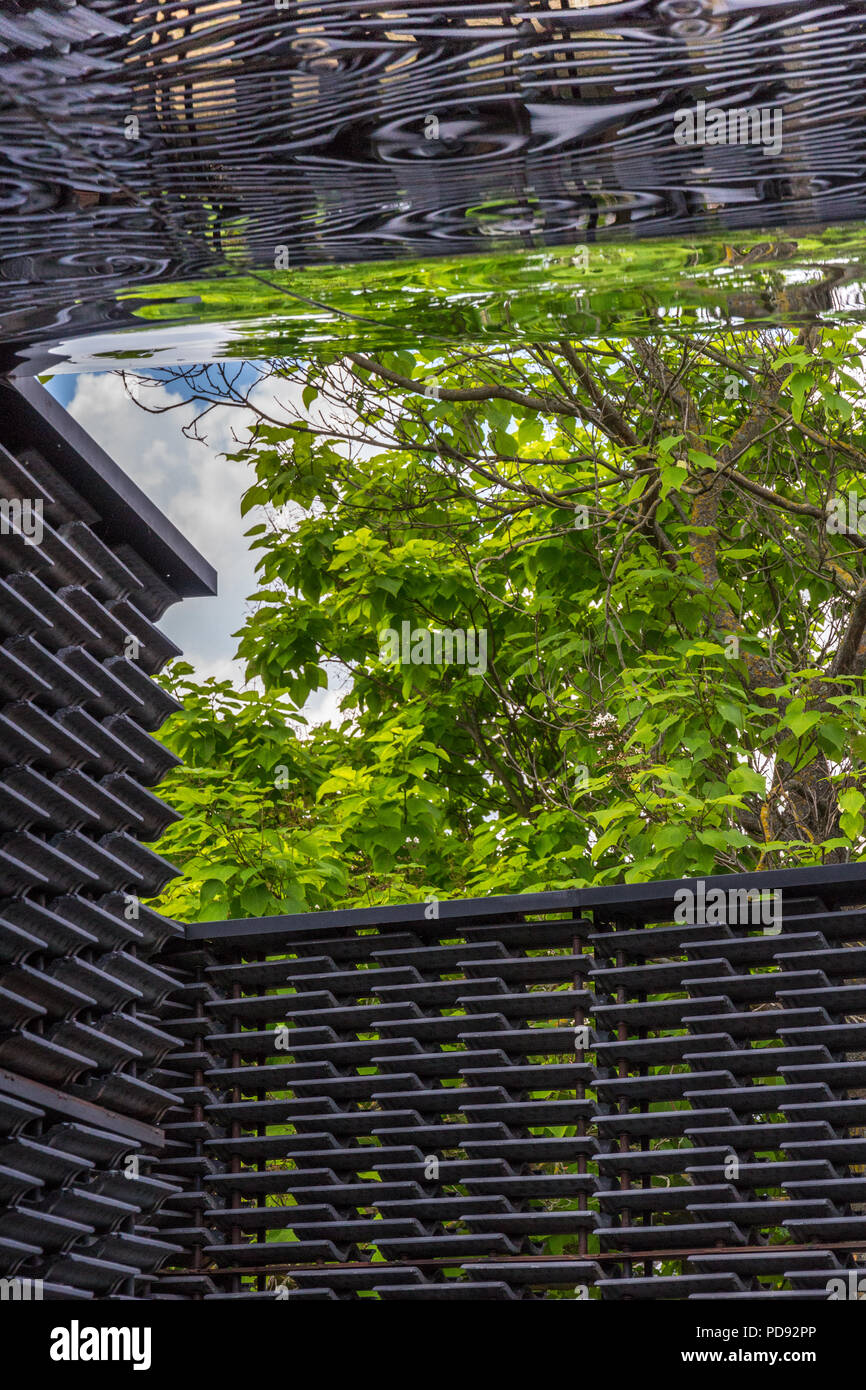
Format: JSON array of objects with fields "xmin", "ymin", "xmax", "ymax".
[{"xmin": 119, "ymin": 224, "xmax": 866, "ymax": 362}]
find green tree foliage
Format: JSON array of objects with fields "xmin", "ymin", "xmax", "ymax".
[{"xmin": 143, "ymin": 320, "xmax": 866, "ymax": 921}]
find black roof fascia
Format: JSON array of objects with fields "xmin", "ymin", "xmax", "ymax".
[
  {"xmin": 186, "ymin": 889, "xmax": 584, "ymax": 944},
  {"xmin": 187, "ymin": 862, "xmax": 866, "ymax": 943},
  {"xmin": 576, "ymin": 860, "xmax": 866, "ymax": 917}
]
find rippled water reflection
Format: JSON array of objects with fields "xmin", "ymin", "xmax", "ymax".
[{"xmin": 3, "ymin": 1, "xmax": 866, "ymax": 367}]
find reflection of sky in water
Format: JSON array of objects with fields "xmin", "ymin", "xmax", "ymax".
[
  {"xmin": 34, "ymin": 322, "xmax": 247, "ymax": 376},
  {"xmin": 24, "ymin": 230, "xmax": 866, "ymax": 377}
]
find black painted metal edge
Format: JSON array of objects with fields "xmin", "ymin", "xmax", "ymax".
[
  {"xmin": 186, "ymin": 889, "xmax": 583, "ymax": 942},
  {"xmin": 576, "ymin": 861, "xmax": 866, "ymax": 915},
  {"xmin": 187, "ymin": 862, "xmax": 866, "ymax": 941}
]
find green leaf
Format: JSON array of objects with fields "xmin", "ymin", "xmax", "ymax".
[
  {"xmin": 727, "ymin": 765, "xmax": 767, "ymax": 796},
  {"xmin": 659, "ymin": 463, "xmax": 688, "ymax": 498},
  {"xmin": 718, "ymin": 700, "xmax": 744, "ymax": 730},
  {"xmin": 839, "ymin": 788, "xmax": 865, "ymax": 841},
  {"xmin": 788, "ymin": 370, "xmax": 814, "ymax": 423},
  {"xmin": 784, "ymin": 709, "xmax": 821, "ymax": 739}
]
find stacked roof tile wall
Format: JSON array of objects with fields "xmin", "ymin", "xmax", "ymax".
[{"xmin": 0, "ymin": 379, "xmax": 215, "ymax": 1298}]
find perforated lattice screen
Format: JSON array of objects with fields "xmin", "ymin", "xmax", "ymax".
[{"xmin": 145, "ymin": 873, "xmax": 866, "ymax": 1300}]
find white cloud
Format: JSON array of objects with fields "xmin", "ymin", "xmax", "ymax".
[{"xmin": 63, "ymin": 372, "xmax": 347, "ymax": 723}]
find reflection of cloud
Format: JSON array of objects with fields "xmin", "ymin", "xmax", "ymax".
[{"xmin": 62, "ymin": 372, "xmax": 346, "ymax": 723}]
